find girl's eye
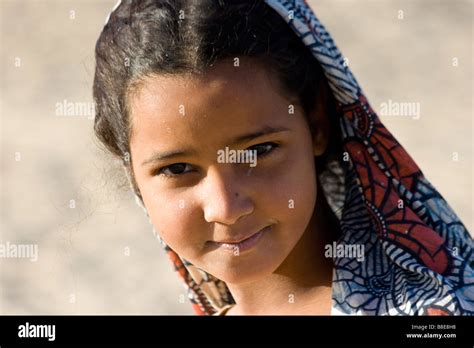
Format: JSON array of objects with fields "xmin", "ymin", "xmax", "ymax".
[
  {"xmin": 154, "ymin": 142, "xmax": 279, "ymax": 178},
  {"xmin": 249, "ymin": 142, "xmax": 279, "ymax": 158},
  {"xmin": 156, "ymin": 163, "xmax": 193, "ymax": 178}
]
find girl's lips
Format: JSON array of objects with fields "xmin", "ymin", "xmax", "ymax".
[{"xmin": 210, "ymin": 225, "xmax": 272, "ymax": 253}]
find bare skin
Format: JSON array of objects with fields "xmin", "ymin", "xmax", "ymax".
[
  {"xmin": 226, "ymin": 185, "xmax": 335, "ymax": 315},
  {"xmin": 128, "ymin": 58, "xmax": 337, "ymax": 315}
]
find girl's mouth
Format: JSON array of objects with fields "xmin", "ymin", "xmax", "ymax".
[{"xmin": 209, "ymin": 225, "xmax": 272, "ymax": 254}]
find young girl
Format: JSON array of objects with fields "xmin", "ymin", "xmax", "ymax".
[{"xmin": 93, "ymin": 0, "xmax": 474, "ymax": 315}]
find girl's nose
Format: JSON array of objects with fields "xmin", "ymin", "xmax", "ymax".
[{"xmin": 200, "ymin": 165, "xmax": 254, "ymax": 225}]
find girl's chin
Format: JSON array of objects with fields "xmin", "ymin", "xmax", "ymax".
[
  {"xmin": 204, "ymin": 255, "xmax": 281, "ymax": 285},
  {"xmin": 215, "ymin": 270, "xmax": 271, "ymax": 285}
]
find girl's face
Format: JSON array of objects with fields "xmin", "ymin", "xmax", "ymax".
[{"xmin": 129, "ymin": 60, "xmax": 323, "ymax": 284}]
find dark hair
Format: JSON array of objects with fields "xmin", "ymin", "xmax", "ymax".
[{"xmin": 93, "ymin": 0, "xmax": 340, "ymax": 200}]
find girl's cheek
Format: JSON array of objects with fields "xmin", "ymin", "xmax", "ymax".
[{"xmin": 147, "ymin": 196, "xmax": 203, "ymax": 251}]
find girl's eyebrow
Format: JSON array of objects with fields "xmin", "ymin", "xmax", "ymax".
[
  {"xmin": 141, "ymin": 125, "xmax": 291, "ymax": 166},
  {"xmin": 231, "ymin": 125, "xmax": 290, "ymax": 146}
]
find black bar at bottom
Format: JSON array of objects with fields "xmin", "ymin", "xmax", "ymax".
[{"xmin": 0, "ymin": 315, "xmax": 472, "ymax": 346}]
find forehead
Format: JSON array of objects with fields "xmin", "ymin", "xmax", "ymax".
[
  {"xmin": 129, "ymin": 60, "xmax": 289, "ymax": 115},
  {"xmin": 128, "ymin": 60, "xmax": 299, "ymax": 152}
]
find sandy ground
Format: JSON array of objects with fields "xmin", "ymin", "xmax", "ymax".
[{"xmin": 0, "ymin": 0, "xmax": 472, "ymax": 314}]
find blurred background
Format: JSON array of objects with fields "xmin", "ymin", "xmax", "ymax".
[{"xmin": 0, "ymin": 0, "xmax": 472, "ymax": 314}]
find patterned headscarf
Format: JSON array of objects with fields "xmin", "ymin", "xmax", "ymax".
[{"xmin": 106, "ymin": 0, "xmax": 474, "ymax": 315}]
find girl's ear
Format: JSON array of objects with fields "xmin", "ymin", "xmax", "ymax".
[{"xmin": 309, "ymin": 79, "xmax": 331, "ymax": 157}]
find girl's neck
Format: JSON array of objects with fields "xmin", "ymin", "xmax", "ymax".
[{"xmin": 226, "ymin": 186, "xmax": 338, "ymax": 315}]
